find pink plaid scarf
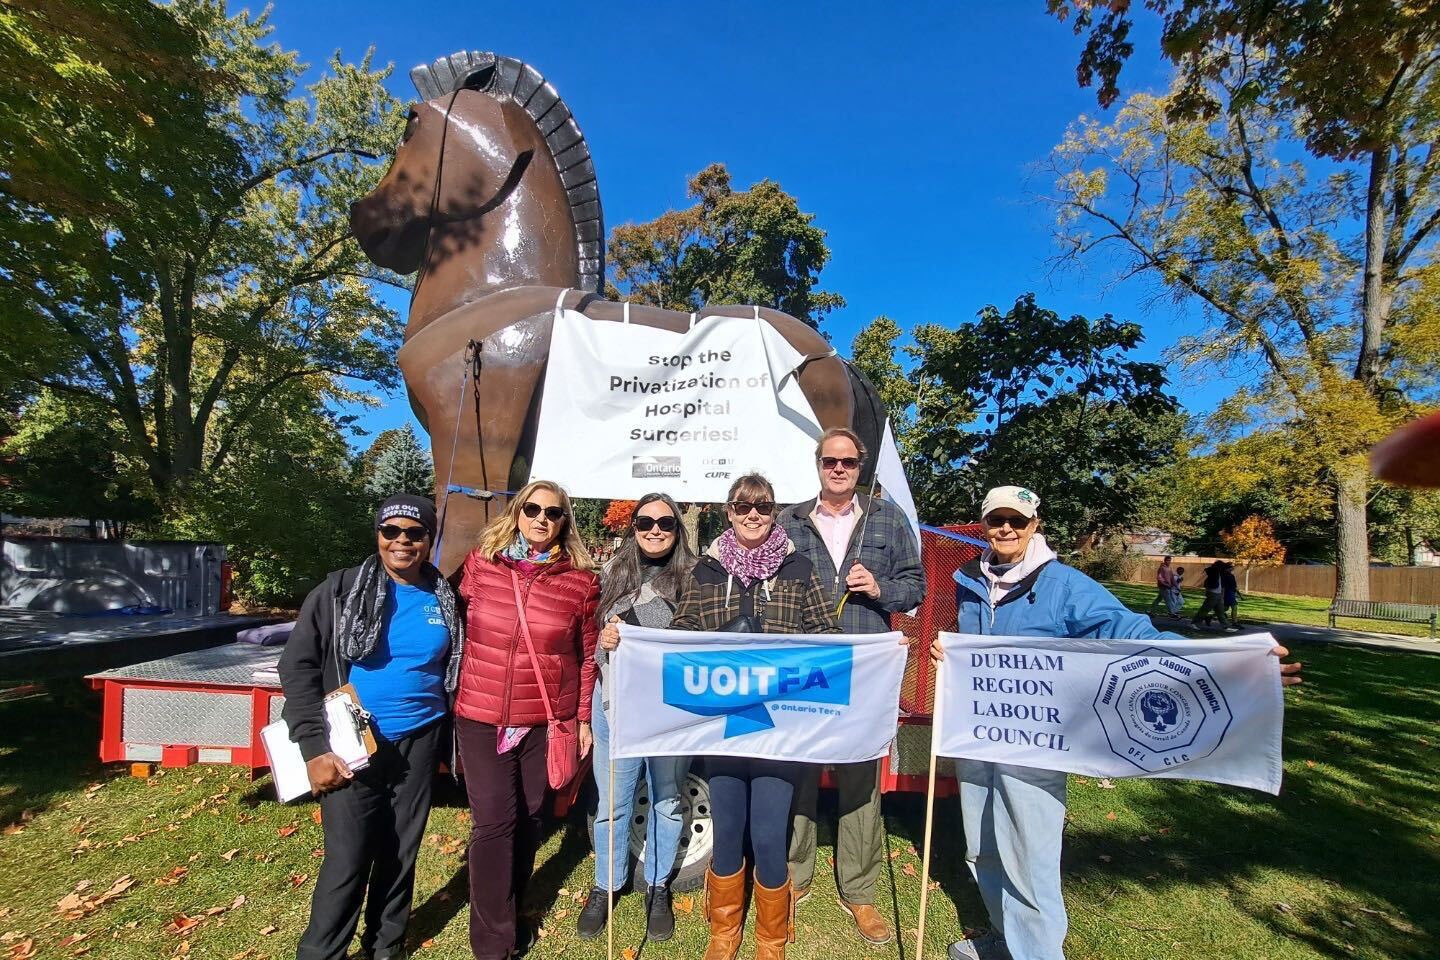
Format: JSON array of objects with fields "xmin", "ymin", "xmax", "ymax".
[{"xmin": 715, "ymin": 525, "xmax": 790, "ymax": 586}]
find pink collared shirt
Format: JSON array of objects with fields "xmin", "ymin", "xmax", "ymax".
[{"xmin": 812, "ymin": 495, "xmax": 861, "ymax": 574}]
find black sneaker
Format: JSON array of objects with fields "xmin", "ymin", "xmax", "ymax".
[
  {"xmin": 576, "ymin": 887, "xmax": 613, "ymax": 940},
  {"xmin": 646, "ymin": 883, "xmax": 675, "ymax": 942}
]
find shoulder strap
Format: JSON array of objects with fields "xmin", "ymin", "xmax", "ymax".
[{"xmin": 509, "ymin": 568, "xmax": 556, "ymax": 723}]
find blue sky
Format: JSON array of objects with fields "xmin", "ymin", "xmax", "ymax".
[{"xmin": 263, "ymin": 0, "xmax": 1245, "ymax": 444}]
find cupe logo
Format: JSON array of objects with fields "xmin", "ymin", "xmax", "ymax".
[{"xmin": 661, "ymin": 646, "xmax": 853, "ymax": 737}]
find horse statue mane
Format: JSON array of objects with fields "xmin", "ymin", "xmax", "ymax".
[
  {"xmin": 351, "ymin": 51, "xmax": 884, "ymax": 572},
  {"xmin": 409, "ymin": 51, "xmax": 604, "ymax": 294}
]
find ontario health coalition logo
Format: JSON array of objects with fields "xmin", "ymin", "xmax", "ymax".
[
  {"xmin": 1092, "ymin": 647, "xmax": 1233, "ymax": 773},
  {"xmin": 661, "ymin": 646, "xmax": 852, "ymax": 737}
]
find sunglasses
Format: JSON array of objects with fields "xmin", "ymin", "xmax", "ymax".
[
  {"xmin": 818, "ymin": 456, "xmax": 862, "ymax": 471},
  {"xmin": 522, "ymin": 502, "xmax": 566, "ymax": 522},
  {"xmin": 983, "ymin": 513, "xmax": 1033, "ymax": 530},
  {"xmin": 729, "ymin": 500, "xmax": 776, "ymax": 516},
  {"xmin": 633, "ymin": 515, "xmax": 678, "ymax": 533},
  {"xmin": 378, "ymin": 523, "xmax": 430, "ymax": 543}
]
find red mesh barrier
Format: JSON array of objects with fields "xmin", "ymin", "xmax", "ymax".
[{"xmin": 894, "ymin": 524, "xmax": 983, "ymax": 716}]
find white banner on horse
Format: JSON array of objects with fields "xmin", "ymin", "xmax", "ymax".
[
  {"xmin": 609, "ymin": 625, "xmax": 907, "ymax": 764},
  {"xmin": 934, "ymin": 632, "xmax": 1284, "ymax": 794},
  {"xmin": 528, "ymin": 308, "xmax": 825, "ymax": 503}
]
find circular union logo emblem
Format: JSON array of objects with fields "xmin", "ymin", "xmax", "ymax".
[{"xmin": 1092, "ymin": 648, "xmax": 1233, "ymax": 774}]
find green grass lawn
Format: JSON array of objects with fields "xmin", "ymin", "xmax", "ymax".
[
  {"xmin": 2, "ymin": 641, "xmax": 1437, "ymax": 960},
  {"xmin": 1105, "ymin": 580, "xmax": 1439, "ymax": 639}
]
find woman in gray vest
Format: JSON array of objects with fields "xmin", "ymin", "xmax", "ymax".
[{"xmin": 578, "ymin": 492, "xmax": 697, "ymax": 942}]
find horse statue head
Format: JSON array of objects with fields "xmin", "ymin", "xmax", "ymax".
[{"xmin": 350, "ymin": 52, "xmax": 604, "ymax": 338}]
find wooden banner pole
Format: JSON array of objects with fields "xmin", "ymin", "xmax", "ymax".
[{"xmin": 915, "ymin": 647, "xmax": 947, "ymax": 960}]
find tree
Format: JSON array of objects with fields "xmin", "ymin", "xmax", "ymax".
[
  {"xmin": 1047, "ymin": 1, "xmax": 1440, "ymax": 599},
  {"xmin": 2, "ymin": 0, "xmax": 406, "ymax": 500},
  {"xmin": 601, "ymin": 500, "xmax": 637, "ymax": 533},
  {"xmin": 362, "ymin": 425, "xmax": 434, "ymax": 502},
  {"xmin": 607, "ymin": 163, "xmax": 844, "ymax": 328},
  {"xmin": 1220, "ymin": 515, "xmax": 1287, "ymax": 591},
  {"xmin": 851, "ymin": 295, "xmax": 1181, "ymax": 542}
]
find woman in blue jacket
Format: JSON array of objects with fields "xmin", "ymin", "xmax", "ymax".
[{"xmin": 931, "ymin": 486, "xmax": 1302, "ymax": 960}]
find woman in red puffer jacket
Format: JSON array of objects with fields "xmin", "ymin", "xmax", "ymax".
[{"xmin": 453, "ymin": 479, "xmax": 599, "ymax": 960}]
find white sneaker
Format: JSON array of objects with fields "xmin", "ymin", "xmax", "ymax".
[{"xmin": 947, "ymin": 934, "xmax": 1012, "ymax": 960}]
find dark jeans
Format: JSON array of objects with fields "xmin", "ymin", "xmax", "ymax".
[
  {"xmin": 456, "ymin": 717, "xmax": 548, "ymax": 960},
  {"xmin": 706, "ymin": 756, "xmax": 802, "ymax": 888},
  {"xmin": 296, "ymin": 717, "xmax": 444, "ymax": 960}
]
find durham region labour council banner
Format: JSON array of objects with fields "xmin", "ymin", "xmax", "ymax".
[
  {"xmin": 608, "ymin": 626, "xmax": 908, "ymax": 764},
  {"xmin": 934, "ymin": 632, "xmax": 1284, "ymax": 794}
]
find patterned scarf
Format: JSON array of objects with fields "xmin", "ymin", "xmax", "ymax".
[
  {"xmin": 715, "ymin": 524, "xmax": 790, "ymax": 587},
  {"xmin": 503, "ymin": 533, "xmax": 562, "ymax": 572},
  {"xmin": 335, "ymin": 555, "xmax": 462, "ymax": 675}
]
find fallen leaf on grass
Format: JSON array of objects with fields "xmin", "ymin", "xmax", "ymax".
[
  {"xmin": 1305, "ymin": 760, "xmax": 1316, "ymax": 769},
  {"xmin": 277, "ymin": 825, "xmax": 298, "ymax": 838},
  {"xmin": 220, "ymin": 849, "xmax": 241, "ymax": 862},
  {"xmin": 259, "ymin": 926, "xmax": 278, "ymax": 936},
  {"xmin": 622, "ymin": 949, "xmax": 637, "ymax": 960},
  {"xmin": 287, "ymin": 874, "xmax": 309, "ymax": 889},
  {"xmin": 7, "ymin": 938, "xmax": 35, "ymax": 959},
  {"xmin": 927, "ymin": 880, "xmax": 939, "ymax": 891},
  {"xmin": 674, "ymin": 895, "xmax": 694, "ymax": 915},
  {"xmin": 165, "ymin": 914, "xmax": 200, "ymax": 935},
  {"xmin": 887, "ymin": 850, "xmax": 901, "ymax": 860},
  {"xmin": 156, "ymin": 867, "xmax": 189, "ymax": 886},
  {"xmin": 1275, "ymin": 902, "xmax": 1293, "ymax": 913},
  {"xmin": 1097, "ymin": 778, "xmax": 1116, "ymax": 789},
  {"xmin": 554, "ymin": 909, "xmax": 570, "ymax": 920},
  {"xmin": 420, "ymin": 939, "xmax": 436, "ymax": 950},
  {"xmin": 204, "ymin": 896, "xmax": 247, "ymax": 917},
  {"xmin": 1104, "ymin": 812, "xmax": 1117, "ymax": 821},
  {"xmin": 58, "ymin": 934, "xmax": 88, "ymax": 948},
  {"xmin": 1, "ymin": 826, "xmax": 23, "ymax": 837},
  {"xmin": 902, "ymin": 863, "xmax": 917, "ymax": 877},
  {"xmin": 310, "ymin": 808, "xmax": 322, "ymax": 825}
]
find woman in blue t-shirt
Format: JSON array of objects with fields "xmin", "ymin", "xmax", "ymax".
[{"xmin": 279, "ymin": 493, "xmax": 465, "ymax": 960}]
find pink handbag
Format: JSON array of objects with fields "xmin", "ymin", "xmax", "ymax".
[{"xmin": 509, "ymin": 570, "xmax": 580, "ymax": 790}]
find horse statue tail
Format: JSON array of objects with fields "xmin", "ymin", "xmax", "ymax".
[
  {"xmin": 410, "ymin": 50, "xmax": 605, "ymax": 292},
  {"xmin": 843, "ymin": 362, "xmax": 890, "ymax": 489}
]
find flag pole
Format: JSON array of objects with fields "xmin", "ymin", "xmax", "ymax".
[
  {"xmin": 915, "ymin": 643, "xmax": 947, "ymax": 960},
  {"xmin": 606, "ymin": 641, "xmax": 617, "ymax": 960}
]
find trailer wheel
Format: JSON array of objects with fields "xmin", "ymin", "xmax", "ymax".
[{"xmin": 628, "ymin": 768, "xmax": 712, "ymax": 893}]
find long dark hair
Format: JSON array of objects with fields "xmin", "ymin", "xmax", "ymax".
[{"xmin": 596, "ymin": 492, "xmax": 696, "ymax": 623}]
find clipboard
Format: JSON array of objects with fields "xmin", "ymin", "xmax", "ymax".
[{"xmin": 261, "ymin": 683, "xmax": 377, "ymax": 802}]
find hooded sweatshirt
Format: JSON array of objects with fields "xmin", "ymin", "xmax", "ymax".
[{"xmin": 979, "ymin": 533, "xmax": 1059, "ymax": 605}]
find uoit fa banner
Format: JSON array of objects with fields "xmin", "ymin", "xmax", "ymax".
[
  {"xmin": 935, "ymin": 632, "xmax": 1284, "ymax": 794},
  {"xmin": 528, "ymin": 307, "xmax": 825, "ymax": 503},
  {"xmin": 608, "ymin": 626, "xmax": 908, "ymax": 764}
]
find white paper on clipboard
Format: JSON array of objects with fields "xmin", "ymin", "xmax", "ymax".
[{"xmin": 261, "ymin": 693, "xmax": 373, "ymax": 802}]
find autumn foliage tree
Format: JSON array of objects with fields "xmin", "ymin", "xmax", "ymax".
[
  {"xmin": 601, "ymin": 500, "xmax": 637, "ymax": 534},
  {"xmin": 1221, "ymin": 515, "xmax": 1287, "ymax": 591}
]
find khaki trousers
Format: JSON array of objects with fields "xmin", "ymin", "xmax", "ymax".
[{"xmin": 786, "ymin": 760, "xmax": 884, "ymax": 904}]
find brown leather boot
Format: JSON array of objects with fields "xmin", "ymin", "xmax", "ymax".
[
  {"xmin": 751, "ymin": 873, "xmax": 794, "ymax": 960},
  {"xmin": 702, "ymin": 863, "xmax": 748, "ymax": 960}
]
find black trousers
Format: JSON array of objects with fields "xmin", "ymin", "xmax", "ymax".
[
  {"xmin": 455, "ymin": 718, "xmax": 549, "ymax": 960},
  {"xmin": 296, "ymin": 717, "xmax": 444, "ymax": 960}
]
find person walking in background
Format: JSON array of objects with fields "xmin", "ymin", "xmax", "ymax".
[
  {"xmin": 579, "ymin": 492, "xmax": 697, "ymax": 943},
  {"xmin": 779, "ymin": 427, "xmax": 924, "ymax": 945},
  {"xmin": 1148, "ymin": 555, "xmax": 1175, "ymax": 616},
  {"xmin": 452, "ymin": 481, "xmax": 600, "ymax": 960},
  {"xmin": 931, "ymin": 486, "xmax": 1302, "ymax": 960},
  {"xmin": 1192, "ymin": 560, "xmax": 1231, "ymax": 630},
  {"xmin": 280, "ymin": 494, "xmax": 464, "ymax": 960},
  {"xmin": 672, "ymin": 473, "xmax": 839, "ymax": 960},
  {"xmin": 1221, "ymin": 561, "xmax": 1241, "ymax": 630},
  {"xmin": 1166, "ymin": 565, "xmax": 1187, "ymax": 617}
]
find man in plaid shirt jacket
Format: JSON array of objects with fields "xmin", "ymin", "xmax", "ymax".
[{"xmin": 779, "ymin": 427, "xmax": 925, "ymax": 945}]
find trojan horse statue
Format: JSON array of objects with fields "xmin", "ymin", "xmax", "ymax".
[{"xmin": 351, "ymin": 52, "xmax": 885, "ymax": 572}]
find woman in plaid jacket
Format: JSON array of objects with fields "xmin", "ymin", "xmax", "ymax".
[{"xmin": 671, "ymin": 473, "xmax": 838, "ymax": 960}]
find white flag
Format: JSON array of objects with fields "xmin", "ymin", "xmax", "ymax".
[
  {"xmin": 609, "ymin": 626, "xmax": 907, "ymax": 764},
  {"xmin": 935, "ymin": 632, "xmax": 1284, "ymax": 794}
]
